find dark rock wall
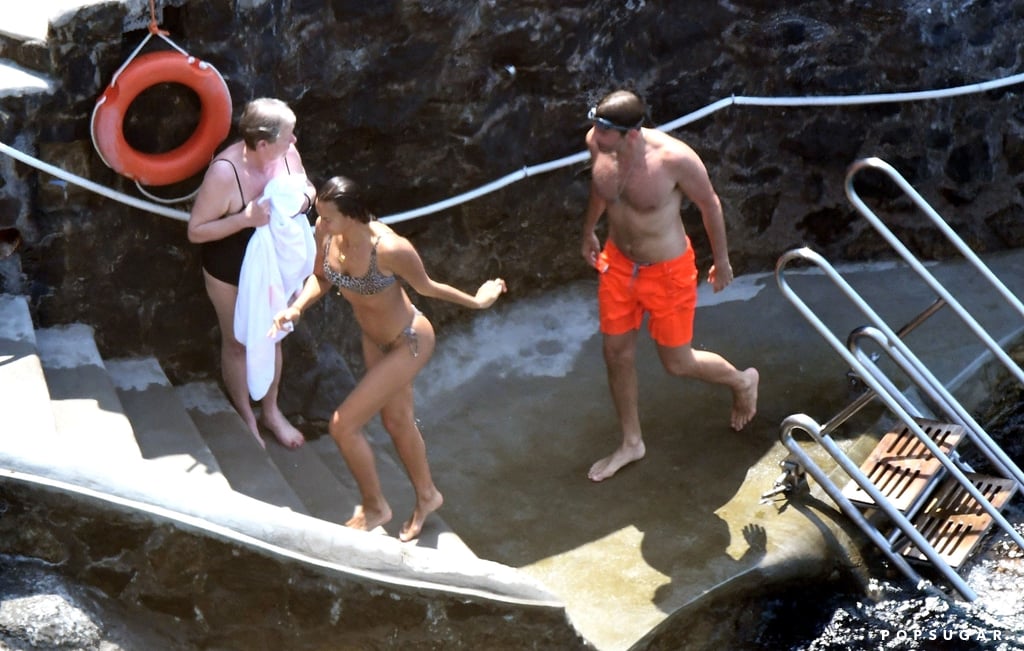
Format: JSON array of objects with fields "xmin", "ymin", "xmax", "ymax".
[{"xmin": 3, "ymin": 0, "xmax": 1024, "ymax": 421}]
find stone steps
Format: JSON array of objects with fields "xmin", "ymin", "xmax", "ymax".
[
  {"xmin": 176, "ymin": 380, "xmax": 308, "ymax": 513},
  {"xmin": 0, "ymin": 294, "xmax": 57, "ymax": 458},
  {"xmin": 308, "ymin": 434, "xmax": 477, "ymax": 555},
  {"xmin": 262, "ymin": 430, "xmax": 355, "ymax": 525},
  {"xmin": 106, "ymin": 357, "xmax": 228, "ymax": 489},
  {"xmin": 0, "ymin": 292, "xmax": 477, "ymax": 559},
  {"xmin": 37, "ymin": 324, "xmax": 142, "ymax": 460}
]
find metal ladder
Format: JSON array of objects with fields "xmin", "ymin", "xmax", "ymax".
[{"xmin": 770, "ymin": 157, "xmax": 1024, "ymax": 601}]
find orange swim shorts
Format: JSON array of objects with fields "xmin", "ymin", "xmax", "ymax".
[{"xmin": 597, "ymin": 238, "xmax": 698, "ymax": 347}]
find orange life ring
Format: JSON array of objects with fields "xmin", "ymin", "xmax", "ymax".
[{"xmin": 91, "ymin": 50, "xmax": 232, "ymax": 187}]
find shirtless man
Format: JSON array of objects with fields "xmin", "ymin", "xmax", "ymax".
[{"xmin": 580, "ymin": 90, "xmax": 759, "ymax": 482}]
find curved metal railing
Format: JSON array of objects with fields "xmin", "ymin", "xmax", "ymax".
[
  {"xmin": 775, "ymin": 247, "xmax": 1024, "ymax": 522},
  {"xmin": 775, "ymin": 238, "xmax": 1024, "ymax": 601},
  {"xmin": 845, "ymin": 157, "xmax": 1024, "ymax": 387},
  {"xmin": 779, "ymin": 413, "xmax": 974, "ymax": 601}
]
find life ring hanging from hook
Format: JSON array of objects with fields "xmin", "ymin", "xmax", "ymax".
[{"xmin": 90, "ymin": 3, "xmax": 232, "ymax": 196}]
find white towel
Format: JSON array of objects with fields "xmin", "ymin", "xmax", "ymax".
[{"xmin": 234, "ymin": 173, "xmax": 315, "ymax": 400}]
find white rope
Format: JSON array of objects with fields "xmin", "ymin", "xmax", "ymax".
[
  {"xmin": 3, "ymin": 70, "xmax": 1024, "ymax": 225},
  {"xmin": 380, "ymin": 70, "xmax": 1024, "ymax": 223},
  {"xmin": 0, "ymin": 141, "xmax": 189, "ymax": 221}
]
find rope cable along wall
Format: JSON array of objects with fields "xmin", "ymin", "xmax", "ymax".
[
  {"xmin": 90, "ymin": 0, "xmax": 232, "ymax": 204},
  {"xmin": 4, "ymin": 69, "xmax": 1024, "ymax": 224},
  {"xmin": 381, "ymin": 71, "xmax": 1024, "ymax": 224}
]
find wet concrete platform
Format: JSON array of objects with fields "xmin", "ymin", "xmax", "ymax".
[
  {"xmin": 413, "ymin": 247, "xmax": 1024, "ymax": 650},
  {"xmin": 3, "ymin": 246, "xmax": 1023, "ymax": 649}
]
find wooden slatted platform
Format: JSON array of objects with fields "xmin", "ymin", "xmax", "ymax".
[
  {"xmin": 842, "ymin": 419, "xmax": 965, "ymax": 511},
  {"xmin": 897, "ymin": 473, "xmax": 1018, "ymax": 569}
]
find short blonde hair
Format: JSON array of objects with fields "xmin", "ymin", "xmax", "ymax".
[{"xmin": 239, "ymin": 97, "xmax": 296, "ymax": 149}]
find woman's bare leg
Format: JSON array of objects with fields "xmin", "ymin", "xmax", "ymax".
[
  {"xmin": 379, "ymin": 381, "xmax": 443, "ymax": 542},
  {"xmin": 203, "ymin": 272, "xmax": 263, "ymax": 447},
  {"xmin": 257, "ymin": 343, "xmax": 305, "ymax": 448},
  {"xmin": 331, "ymin": 416, "xmax": 392, "ymax": 532},
  {"xmin": 331, "ymin": 318, "xmax": 435, "ymax": 536}
]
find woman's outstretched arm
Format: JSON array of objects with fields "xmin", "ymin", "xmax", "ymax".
[{"xmin": 382, "ymin": 234, "xmax": 506, "ymax": 309}]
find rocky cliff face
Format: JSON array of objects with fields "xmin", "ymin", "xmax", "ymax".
[{"xmin": 2, "ymin": 0, "xmax": 1023, "ymax": 423}]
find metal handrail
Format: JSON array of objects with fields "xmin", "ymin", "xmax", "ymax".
[
  {"xmin": 844, "ymin": 156, "xmax": 1024, "ymax": 488},
  {"xmin": 849, "ymin": 326, "xmax": 1024, "ymax": 489},
  {"xmin": 780, "ymin": 413, "xmax": 974, "ymax": 601},
  {"xmin": 775, "ymin": 249, "xmax": 1024, "ymax": 546},
  {"xmin": 821, "ymin": 298, "xmax": 946, "ymax": 434},
  {"xmin": 772, "ymin": 157, "xmax": 1024, "ymax": 600},
  {"xmin": 845, "ymin": 157, "xmax": 1024, "ymax": 388}
]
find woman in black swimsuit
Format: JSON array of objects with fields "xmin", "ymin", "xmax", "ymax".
[
  {"xmin": 271, "ymin": 176, "xmax": 506, "ymax": 541},
  {"xmin": 188, "ymin": 98, "xmax": 314, "ymax": 450}
]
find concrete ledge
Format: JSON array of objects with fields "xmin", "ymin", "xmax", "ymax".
[
  {"xmin": 0, "ymin": 453, "xmax": 563, "ymax": 609},
  {"xmin": 36, "ymin": 324, "xmax": 141, "ymax": 458}
]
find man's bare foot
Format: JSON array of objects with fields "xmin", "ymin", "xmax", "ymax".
[
  {"xmin": 346, "ymin": 503, "xmax": 392, "ymax": 532},
  {"xmin": 588, "ymin": 440, "xmax": 646, "ymax": 482},
  {"xmin": 730, "ymin": 367, "xmax": 759, "ymax": 431},
  {"xmin": 259, "ymin": 409, "xmax": 305, "ymax": 449},
  {"xmin": 399, "ymin": 490, "xmax": 444, "ymax": 542}
]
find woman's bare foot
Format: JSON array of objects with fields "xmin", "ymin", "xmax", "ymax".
[
  {"xmin": 588, "ymin": 439, "xmax": 646, "ymax": 482},
  {"xmin": 399, "ymin": 490, "xmax": 444, "ymax": 542},
  {"xmin": 240, "ymin": 416, "xmax": 267, "ymax": 449},
  {"xmin": 731, "ymin": 367, "xmax": 759, "ymax": 431},
  {"xmin": 346, "ymin": 503, "xmax": 392, "ymax": 532},
  {"xmin": 258, "ymin": 408, "xmax": 305, "ymax": 449}
]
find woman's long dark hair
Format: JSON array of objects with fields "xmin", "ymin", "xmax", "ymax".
[{"xmin": 317, "ymin": 176, "xmax": 374, "ymax": 223}]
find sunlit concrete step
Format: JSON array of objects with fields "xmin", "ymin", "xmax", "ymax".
[
  {"xmin": 36, "ymin": 323, "xmax": 141, "ymax": 460},
  {"xmin": 0, "ymin": 294, "xmax": 57, "ymax": 456},
  {"xmin": 106, "ymin": 357, "xmax": 229, "ymax": 491},
  {"xmin": 262, "ymin": 434, "xmax": 356, "ymax": 525},
  {"xmin": 176, "ymin": 381, "xmax": 308, "ymax": 514},
  {"xmin": 310, "ymin": 432, "xmax": 478, "ymax": 558}
]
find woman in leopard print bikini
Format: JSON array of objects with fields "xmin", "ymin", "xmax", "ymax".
[{"xmin": 271, "ymin": 176, "xmax": 506, "ymax": 541}]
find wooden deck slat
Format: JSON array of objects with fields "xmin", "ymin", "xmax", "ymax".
[
  {"xmin": 841, "ymin": 419, "xmax": 965, "ymax": 511},
  {"xmin": 898, "ymin": 473, "xmax": 1018, "ymax": 568}
]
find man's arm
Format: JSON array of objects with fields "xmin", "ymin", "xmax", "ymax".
[
  {"xmin": 580, "ymin": 184, "xmax": 608, "ymax": 268},
  {"xmin": 578, "ymin": 129, "xmax": 609, "ymax": 267},
  {"xmin": 268, "ymin": 219, "xmax": 332, "ymax": 335},
  {"xmin": 675, "ymin": 147, "xmax": 733, "ymax": 291}
]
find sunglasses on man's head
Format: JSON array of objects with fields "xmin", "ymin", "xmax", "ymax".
[{"xmin": 587, "ymin": 107, "xmax": 642, "ymax": 132}]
